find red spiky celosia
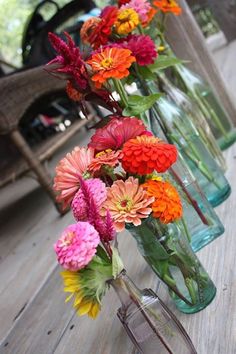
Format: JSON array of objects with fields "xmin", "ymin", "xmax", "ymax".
[
  {"xmin": 121, "ymin": 135, "xmax": 177, "ymax": 175},
  {"xmin": 47, "ymin": 32, "xmax": 88, "ymax": 90}
]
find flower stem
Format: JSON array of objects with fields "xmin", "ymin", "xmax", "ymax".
[{"xmin": 112, "ymin": 78, "xmax": 129, "ymax": 108}]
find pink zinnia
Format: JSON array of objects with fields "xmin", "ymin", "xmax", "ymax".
[
  {"xmin": 54, "ymin": 147, "xmax": 95, "ymax": 209},
  {"xmin": 88, "ymin": 150, "xmax": 122, "ymax": 173},
  {"xmin": 71, "ymin": 178, "xmax": 107, "ymax": 222},
  {"xmin": 121, "ymin": 0, "xmax": 151, "ymax": 22},
  {"xmin": 54, "ymin": 222, "xmax": 100, "ymax": 271},
  {"xmin": 122, "ymin": 34, "xmax": 158, "ymax": 66},
  {"xmin": 88, "ymin": 116, "xmax": 147, "ymax": 152},
  {"xmin": 102, "ymin": 177, "xmax": 154, "ymax": 232}
]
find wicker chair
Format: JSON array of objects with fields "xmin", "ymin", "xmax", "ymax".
[{"xmin": 0, "ymin": 66, "xmax": 95, "ymax": 213}]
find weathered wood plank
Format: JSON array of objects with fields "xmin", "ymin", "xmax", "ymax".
[
  {"xmin": 0, "ymin": 128, "xmax": 91, "ymax": 340},
  {"xmin": 0, "ymin": 231, "xmax": 156, "ymax": 354}
]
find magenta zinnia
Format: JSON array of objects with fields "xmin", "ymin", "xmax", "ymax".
[
  {"xmin": 102, "ymin": 177, "xmax": 154, "ymax": 232},
  {"xmin": 89, "ymin": 116, "xmax": 147, "ymax": 151},
  {"xmin": 54, "ymin": 147, "xmax": 95, "ymax": 209},
  {"xmin": 72, "ymin": 178, "xmax": 107, "ymax": 222},
  {"xmin": 122, "ymin": 34, "xmax": 158, "ymax": 66},
  {"xmin": 54, "ymin": 222, "xmax": 100, "ymax": 271}
]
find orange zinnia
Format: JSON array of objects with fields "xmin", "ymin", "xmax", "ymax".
[
  {"xmin": 143, "ymin": 179, "xmax": 183, "ymax": 223},
  {"xmin": 121, "ymin": 135, "xmax": 177, "ymax": 175},
  {"xmin": 153, "ymin": 0, "xmax": 182, "ymax": 15},
  {"xmin": 86, "ymin": 47, "xmax": 136, "ymax": 87}
]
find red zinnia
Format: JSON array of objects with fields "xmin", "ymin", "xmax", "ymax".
[
  {"xmin": 122, "ymin": 135, "xmax": 177, "ymax": 175},
  {"xmin": 89, "ymin": 116, "xmax": 147, "ymax": 152},
  {"xmin": 82, "ymin": 6, "xmax": 118, "ymax": 49}
]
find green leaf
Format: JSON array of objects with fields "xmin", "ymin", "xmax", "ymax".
[
  {"xmin": 111, "ymin": 247, "xmax": 124, "ymax": 279},
  {"xmin": 148, "ymin": 56, "xmax": 183, "ymax": 72},
  {"xmin": 96, "ymin": 245, "xmax": 111, "ymax": 264},
  {"xmin": 137, "ymin": 66, "xmax": 156, "ymax": 80},
  {"xmin": 123, "ymin": 93, "xmax": 162, "ymax": 116}
]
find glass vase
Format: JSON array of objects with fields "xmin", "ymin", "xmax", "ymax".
[
  {"xmin": 157, "ymin": 73, "xmax": 226, "ymax": 171},
  {"xmin": 111, "ymin": 270, "xmax": 197, "ymax": 353},
  {"xmin": 172, "ymin": 64, "xmax": 236, "ymax": 150},
  {"xmin": 149, "ymin": 98, "xmax": 231, "ymax": 207},
  {"xmin": 169, "ymin": 155, "xmax": 224, "ymax": 252},
  {"xmin": 127, "ymin": 218, "xmax": 216, "ymax": 314}
]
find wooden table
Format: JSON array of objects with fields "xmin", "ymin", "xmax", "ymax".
[{"xmin": 0, "ymin": 144, "xmax": 235, "ymax": 354}]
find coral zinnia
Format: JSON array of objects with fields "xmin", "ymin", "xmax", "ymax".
[
  {"xmin": 121, "ymin": 135, "xmax": 177, "ymax": 175},
  {"xmin": 122, "ymin": 34, "xmax": 158, "ymax": 66},
  {"xmin": 87, "ymin": 47, "xmax": 136, "ymax": 87},
  {"xmin": 143, "ymin": 179, "xmax": 183, "ymax": 223},
  {"xmin": 121, "ymin": 0, "xmax": 151, "ymax": 22},
  {"xmin": 102, "ymin": 177, "xmax": 154, "ymax": 231},
  {"xmin": 81, "ymin": 6, "xmax": 118, "ymax": 49},
  {"xmin": 54, "ymin": 147, "xmax": 95, "ymax": 209},
  {"xmin": 89, "ymin": 116, "xmax": 147, "ymax": 151},
  {"xmin": 54, "ymin": 222, "xmax": 100, "ymax": 271},
  {"xmin": 88, "ymin": 150, "xmax": 122, "ymax": 173},
  {"xmin": 71, "ymin": 178, "xmax": 107, "ymax": 222},
  {"xmin": 153, "ymin": 0, "xmax": 182, "ymax": 15},
  {"xmin": 114, "ymin": 8, "xmax": 140, "ymax": 35},
  {"xmin": 66, "ymin": 81, "xmax": 83, "ymax": 101}
]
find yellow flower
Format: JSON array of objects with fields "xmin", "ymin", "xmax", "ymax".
[
  {"xmin": 61, "ymin": 270, "xmax": 101, "ymax": 319},
  {"xmin": 114, "ymin": 8, "xmax": 140, "ymax": 35}
]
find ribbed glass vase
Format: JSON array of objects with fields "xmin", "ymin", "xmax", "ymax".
[
  {"xmin": 127, "ymin": 218, "xmax": 216, "ymax": 314},
  {"xmin": 172, "ymin": 64, "xmax": 236, "ymax": 150},
  {"xmin": 149, "ymin": 98, "xmax": 231, "ymax": 207},
  {"xmin": 157, "ymin": 73, "xmax": 226, "ymax": 171},
  {"xmin": 166, "ymin": 163, "xmax": 224, "ymax": 252},
  {"xmin": 111, "ymin": 270, "xmax": 197, "ymax": 353}
]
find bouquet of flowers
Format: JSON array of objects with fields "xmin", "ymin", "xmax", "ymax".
[{"xmin": 47, "ymin": 0, "xmax": 218, "ymax": 322}]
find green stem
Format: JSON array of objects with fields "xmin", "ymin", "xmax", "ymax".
[
  {"xmin": 112, "ymin": 79, "xmax": 129, "ymax": 108},
  {"xmin": 193, "ymin": 91, "xmax": 228, "ymax": 138},
  {"xmin": 169, "ymin": 133, "xmax": 221, "ymax": 189},
  {"xmin": 181, "ymin": 218, "xmax": 192, "ymax": 244},
  {"xmin": 137, "ymin": 23, "xmax": 145, "ymax": 35}
]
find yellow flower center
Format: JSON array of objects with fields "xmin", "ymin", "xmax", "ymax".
[
  {"xmin": 62, "ymin": 231, "xmax": 75, "ymax": 246},
  {"xmin": 117, "ymin": 197, "xmax": 133, "ymax": 211},
  {"xmin": 95, "ymin": 149, "xmax": 112, "ymax": 158},
  {"xmin": 101, "ymin": 58, "xmax": 113, "ymax": 69}
]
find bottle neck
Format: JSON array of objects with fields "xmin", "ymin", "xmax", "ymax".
[{"xmin": 110, "ymin": 271, "xmax": 142, "ymax": 309}]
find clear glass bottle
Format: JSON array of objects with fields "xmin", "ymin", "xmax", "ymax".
[
  {"xmin": 127, "ymin": 218, "xmax": 216, "ymax": 314},
  {"xmin": 111, "ymin": 270, "xmax": 197, "ymax": 353},
  {"xmin": 172, "ymin": 64, "xmax": 236, "ymax": 150},
  {"xmin": 149, "ymin": 98, "xmax": 231, "ymax": 207},
  {"xmin": 169, "ymin": 154, "xmax": 224, "ymax": 252},
  {"xmin": 158, "ymin": 73, "xmax": 226, "ymax": 171}
]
